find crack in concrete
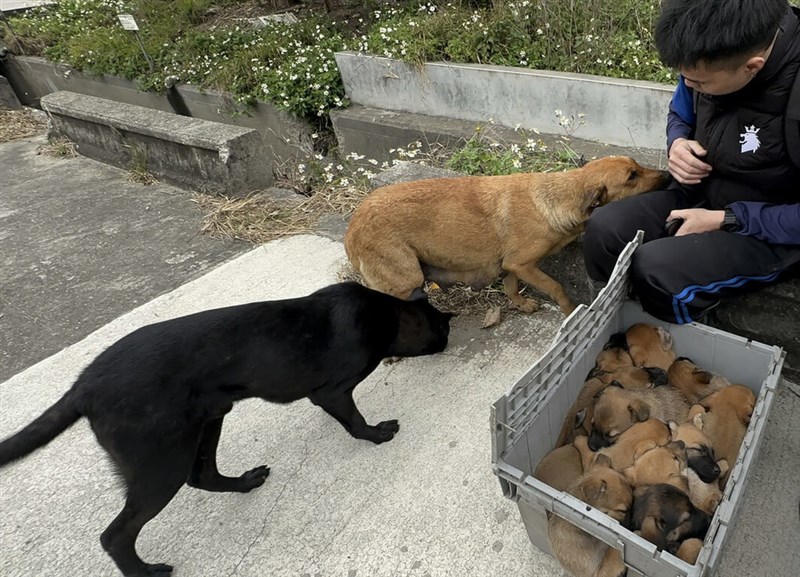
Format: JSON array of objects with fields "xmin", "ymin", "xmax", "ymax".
[{"xmin": 226, "ymin": 440, "xmax": 313, "ymax": 577}]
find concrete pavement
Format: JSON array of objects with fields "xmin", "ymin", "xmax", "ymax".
[{"xmin": 1, "ymin": 128, "xmax": 798, "ymax": 577}]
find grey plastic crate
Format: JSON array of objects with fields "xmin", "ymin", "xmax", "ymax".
[{"xmin": 490, "ymin": 231, "xmax": 785, "ymax": 577}]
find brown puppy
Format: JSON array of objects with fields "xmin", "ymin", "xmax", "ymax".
[
  {"xmin": 588, "ymin": 384, "xmax": 691, "ymax": 450},
  {"xmin": 622, "ymin": 442, "xmax": 689, "ymax": 493},
  {"xmin": 675, "ymin": 538, "xmax": 704, "ymax": 565},
  {"xmin": 534, "ymin": 442, "xmax": 585, "ymax": 492},
  {"xmin": 548, "ymin": 455, "xmax": 632, "ymax": 577},
  {"xmin": 574, "ymin": 419, "xmax": 671, "ymax": 471},
  {"xmin": 685, "ymin": 459, "xmax": 729, "ymax": 516},
  {"xmin": 690, "ymin": 384, "xmax": 756, "ymax": 488},
  {"xmin": 593, "ymin": 347, "xmax": 635, "ymax": 373},
  {"xmin": 668, "ymin": 419, "xmax": 722, "ymax": 483},
  {"xmin": 625, "ymin": 323, "xmax": 676, "ymax": 372},
  {"xmin": 345, "ymin": 157, "xmax": 669, "ymax": 315},
  {"xmin": 632, "ymin": 484, "xmax": 710, "ymax": 554},
  {"xmin": 556, "ymin": 367, "xmax": 666, "ymax": 448},
  {"xmin": 667, "ymin": 357, "xmax": 731, "ymax": 404}
]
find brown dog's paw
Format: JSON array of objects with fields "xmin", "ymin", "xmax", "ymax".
[{"xmin": 516, "ymin": 298, "xmax": 540, "ymax": 313}]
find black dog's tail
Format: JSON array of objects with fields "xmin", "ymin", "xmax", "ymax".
[{"xmin": 0, "ymin": 391, "xmax": 81, "ymax": 466}]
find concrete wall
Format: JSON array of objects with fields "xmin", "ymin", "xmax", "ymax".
[
  {"xmin": 1, "ymin": 56, "xmax": 315, "ymax": 163},
  {"xmin": 335, "ymin": 51, "xmax": 674, "ymax": 151}
]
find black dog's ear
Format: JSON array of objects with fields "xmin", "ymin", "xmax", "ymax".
[
  {"xmin": 409, "ymin": 287, "xmax": 428, "ymax": 302},
  {"xmin": 604, "ymin": 332, "xmax": 629, "ymax": 351}
]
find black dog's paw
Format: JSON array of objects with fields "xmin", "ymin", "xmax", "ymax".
[
  {"xmin": 238, "ymin": 466, "xmax": 271, "ymax": 492},
  {"xmin": 133, "ymin": 562, "xmax": 173, "ymax": 576},
  {"xmin": 369, "ymin": 420, "xmax": 400, "ymax": 444}
]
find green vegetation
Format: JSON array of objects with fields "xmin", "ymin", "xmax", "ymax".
[{"xmin": 3, "ymin": 0, "xmax": 673, "ymax": 128}]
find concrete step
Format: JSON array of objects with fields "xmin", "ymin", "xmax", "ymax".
[{"xmin": 40, "ymin": 91, "xmax": 273, "ymax": 195}]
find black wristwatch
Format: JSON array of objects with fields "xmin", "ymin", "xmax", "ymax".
[{"xmin": 721, "ymin": 206, "xmax": 742, "ymax": 232}]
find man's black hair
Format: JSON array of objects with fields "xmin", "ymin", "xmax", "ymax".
[{"xmin": 655, "ymin": 0, "xmax": 789, "ymax": 69}]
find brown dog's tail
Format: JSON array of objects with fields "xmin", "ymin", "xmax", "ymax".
[{"xmin": 0, "ymin": 391, "xmax": 81, "ymax": 466}]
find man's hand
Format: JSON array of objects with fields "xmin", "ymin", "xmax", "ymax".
[
  {"xmin": 669, "ymin": 138, "xmax": 713, "ymax": 184},
  {"xmin": 668, "ymin": 208, "xmax": 725, "ymax": 236}
]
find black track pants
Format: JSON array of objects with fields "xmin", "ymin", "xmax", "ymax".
[{"xmin": 583, "ymin": 188, "xmax": 800, "ymax": 324}]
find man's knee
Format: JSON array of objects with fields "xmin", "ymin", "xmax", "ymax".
[{"xmin": 630, "ymin": 242, "xmax": 683, "ymax": 323}]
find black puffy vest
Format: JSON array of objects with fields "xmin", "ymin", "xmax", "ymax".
[{"xmin": 693, "ymin": 7, "xmax": 800, "ymax": 208}]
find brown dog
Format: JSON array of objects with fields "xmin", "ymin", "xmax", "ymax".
[
  {"xmin": 689, "ymin": 384, "xmax": 756, "ymax": 488},
  {"xmin": 345, "ymin": 157, "xmax": 669, "ymax": 315},
  {"xmin": 667, "ymin": 357, "xmax": 731, "ymax": 404},
  {"xmin": 675, "ymin": 538, "xmax": 704, "ymax": 565},
  {"xmin": 534, "ymin": 442, "xmax": 585, "ymax": 492},
  {"xmin": 632, "ymin": 484, "xmax": 710, "ymax": 554},
  {"xmin": 685, "ymin": 459, "xmax": 729, "ymax": 516},
  {"xmin": 588, "ymin": 384, "xmax": 691, "ymax": 450},
  {"xmin": 668, "ymin": 418, "xmax": 722, "ymax": 483},
  {"xmin": 548, "ymin": 455, "xmax": 632, "ymax": 577},
  {"xmin": 574, "ymin": 418, "xmax": 672, "ymax": 471},
  {"xmin": 621, "ymin": 442, "xmax": 689, "ymax": 493},
  {"xmin": 556, "ymin": 368, "xmax": 667, "ymax": 448},
  {"xmin": 625, "ymin": 323, "xmax": 676, "ymax": 372}
]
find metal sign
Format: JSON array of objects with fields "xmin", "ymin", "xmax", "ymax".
[{"xmin": 117, "ymin": 14, "xmax": 139, "ymax": 31}]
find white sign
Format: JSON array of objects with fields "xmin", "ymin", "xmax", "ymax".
[{"xmin": 117, "ymin": 14, "xmax": 139, "ymax": 31}]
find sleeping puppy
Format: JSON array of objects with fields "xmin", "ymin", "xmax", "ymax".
[
  {"xmin": 680, "ymin": 423, "xmax": 728, "ymax": 514},
  {"xmin": 557, "ymin": 365, "xmax": 668, "ymax": 448},
  {"xmin": 675, "ymin": 538, "xmax": 704, "ymax": 565},
  {"xmin": 0, "ymin": 282, "xmax": 452, "ymax": 577},
  {"xmin": 621, "ymin": 442, "xmax": 689, "ymax": 493},
  {"xmin": 632, "ymin": 484, "xmax": 710, "ymax": 554},
  {"xmin": 534, "ymin": 441, "xmax": 585, "ymax": 492},
  {"xmin": 574, "ymin": 418, "xmax": 671, "ymax": 471},
  {"xmin": 689, "ymin": 384, "xmax": 756, "ymax": 489},
  {"xmin": 548, "ymin": 455, "xmax": 632, "ymax": 577},
  {"xmin": 624, "ymin": 323, "xmax": 677, "ymax": 372},
  {"xmin": 591, "ymin": 332, "xmax": 635, "ymax": 373},
  {"xmin": 668, "ymin": 419, "xmax": 721, "ymax": 483},
  {"xmin": 667, "ymin": 357, "xmax": 731, "ymax": 404},
  {"xmin": 588, "ymin": 383, "xmax": 691, "ymax": 450},
  {"xmin": 345, "ymin": 156, "xmax": 669, "ymax": 315}
]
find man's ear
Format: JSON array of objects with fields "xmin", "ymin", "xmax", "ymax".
[
  {"xmin": 629, "ymin": 400, "xmax": 650, "ymax": 422},
  {"xmin": 582, "ymin": 186, "xmax": 608, "ymax": 214},
  {"xmin": 744, "ymin": 55, "xmax": 767, "ymax": 77}
]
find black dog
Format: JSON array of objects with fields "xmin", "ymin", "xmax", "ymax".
[{"xmin": 0, "ymin": 282, "xmax": 451, "ymax": 577}]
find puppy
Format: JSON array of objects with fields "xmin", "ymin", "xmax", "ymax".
[
  {"xmin": 0, "ymin": 282, "xmax": 451, "ymax": 577},
  {"xmin": 556, "ymin": 367, "xmax": 668, "ymax": 448},
  {"xmin": 690, "ymin": 384, "xmax": 756, "ymax": 488},
  {"xmin": 632, "ymin": 484, "xmax": 710, "ymax": 553},
  {"xmin": 668, "ymin": 419, "xmax": 721, "ymax": 483},
  {"xmin": 625, "ymin": 323, "xmax": 677, "ymax": 372},
  {"xmin": 588, "ymin": 383, "xmax": 691, "ymax": 450},
  {"xmin": 667, "ymin": 357, "xmax": 731, "ymax": 404},
  {"xmin": 548, "ymin": 455, "xmax": 632, "ymax": 577},
  {"xmin": 675, "ymin": 537, "xmax": 704, "ymax": 565},
  {"xmin": 685, "ymin": 459, "xmax": 729, "ymax": 516},
  {"xmin": 621, "ymin": 442, "xmax": 689, "ymax": 493},
  {"xmin": 574, "ymin": 418, "xmax": 671, "ymax": 471},
  {"xmin": 345, "ymin": 157, "xmax": 669, "ymax": 315},
  {"xmin": 592, "ymin": 332, "xmax": 635, "ymax": 373},
  {"xmin": 534, "ymin": 442, "xmax": 585, "ymax": 492}
]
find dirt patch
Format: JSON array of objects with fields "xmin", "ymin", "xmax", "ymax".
[
  {"xmin": 200, "ymin": 0, "xmax": 373, "ymax": 32},
  {"xmin": 0, "ymin": 107, "xmax": 47, "ymax": 143}
]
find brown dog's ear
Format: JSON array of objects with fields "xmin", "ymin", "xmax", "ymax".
[
  {"xmin": 628, "ymin": 399, "xmax": 650, "ymax": 422},
  {"xmin": 689, "ymin": 404, "xmax": 707, "ymax": 426},
  {"xmin": 656, "ymin": 327, "xmax": 674, "ymax": 351},
  {"xmin": 621, "ymin": 466, "xmax": 637, "ymax": 485},
  {"xmin": 577, "ymin": 476, "xmax": 608, "ymax": 504},
  {"xmin": 574, "ymin": 408, "xmax": 588, "ymax": 429},
  {"xmin": 593, "ymin": 453, "xmax": 613, "ymax": 470},
  {"xmin": 582, "ymin": 186, "xmax": 608, "ymax": 215},
  {"xmin": 691, "ymin": 368, "xmax": 713, "ymax": 385},
  {"xmin": 667, "ymin": 440, "xmax": 686, "ymax": 453}
]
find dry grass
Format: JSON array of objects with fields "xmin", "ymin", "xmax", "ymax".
[
  {"xmin": 194, "ymin": 181, "xmax": 369, "ymax": 244},
  {"xmin": 336, "ymin": 262, "xmax": 542, "ymax": 317},
  {"xmin": 0, "ymin": 107, "xmax": 47, "ymax": 143},
  {"xmin": 193, "ymin": 191, "xmax": 318, "ymax": 243},
  {"xmin": 35, "ymin": 136, "xmax": 78, "ymax": 158}
]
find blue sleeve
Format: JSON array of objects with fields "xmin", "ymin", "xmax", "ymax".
[
  {"xmin": 729, "ymin": 202, "xmax": 800, "ymax": 245},
  {"xmin": 667, "ymin": 76, "xmax": 696, "ymax": 151}
]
